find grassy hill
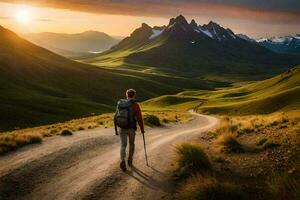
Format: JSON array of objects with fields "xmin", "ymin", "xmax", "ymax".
[
  {"xmin": 143, "ymin": 66, "xmax": 300, "ymax": 115},
  {"xmin": 0, "ymin": 25, "xmax": 223, "ymax": 131}
]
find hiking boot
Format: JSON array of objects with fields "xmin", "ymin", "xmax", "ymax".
[
  {"xmin": 120, "ymin": 161, "xmax": 127, "ymax": 171},
  {"xmin": 128, "ymin": 160, "xmax": 133, "ymax": 167}
]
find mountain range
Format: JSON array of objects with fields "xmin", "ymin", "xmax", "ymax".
[
  {"xmin": 256, "ymin": 35, "xmax": 300, "ymax": 55},
  {"xmin": 237, "ymin": 33, "xmax": 300, "ymax": 55},
  {"xmin": 24, "ymin": 31, "xmax": 120, "ymax": 57},
  {"xmin": 81, "ymin": 15, "xmax": 300, "ymax": 81}
]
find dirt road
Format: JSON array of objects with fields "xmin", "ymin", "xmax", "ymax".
[{"xmin": 0, "ymin": 113, "xmax": 218, "ymax": 200}]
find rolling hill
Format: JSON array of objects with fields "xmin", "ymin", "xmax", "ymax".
[
  {"xmin": 24, "ymin": 31, "xmax": 120, "ymax": 57},
  {"xmin": 198, "ymin": 66, "xmax": 300, "ymax": 115},
  {"xmin": 143, "ymin": 66, "xmax": 300, "ymax": 115},
  {"xmin": 81, "ymin": 15, "xmax": 300, "ymax": 81},
  {"xmin": 0, "ymin": 25, "xmax": 221, "ymax": 131}
]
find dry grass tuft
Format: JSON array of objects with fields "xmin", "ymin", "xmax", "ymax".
[
  {"xmin": 215, "ymin": 133, "xmax": 244, "ymax": 153},
  {"xmin": 61, "ymin": 129, "xmax": 73, "ymax": 136},
  {"xmin": 268, "ymin": 174, "xmax": 300, "ymax": 200},
  {"xmin": 176, "ymin": 176, "xmax": 246, "ymax": 200},
  {"xmin": 0, "ymin": 133, "xmax": 42, "ymax": 154},
  {"xmin": 143, "ymin": 114, "xmax": 161, "ymax": 127},
  {"xmin": 176, "ymin": 143, "xmax": 212, "ymax": 177}
]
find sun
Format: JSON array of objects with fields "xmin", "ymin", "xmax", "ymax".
[{"xmin": 15, "ymin": 9, "xmax": 31, "ymax": 24}]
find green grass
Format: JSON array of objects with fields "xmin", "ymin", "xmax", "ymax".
[
  {"xmin": 197, "ymin": 66, "xmax": 300, "ymax": 115},
  {"xmin": 142, "ymin": 95, "xmax": 201, "ymax": 111},
  {"xmin": 142, "ymin": 66, "xmax": 300, "ymax": 116}
]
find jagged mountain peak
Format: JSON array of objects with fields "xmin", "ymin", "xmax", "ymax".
[
  {"xmin": 141, "ymin": 23, "xmax": 152, "ymax": 29},
  {"xmin": 190, "ymin": 19, "xmax": 198, "ymax": 29},
  {"xmin": 168, "ymin": 15, "xmax": 189, "ymax": 27},
  {"xmin": 207, "ymin": 21, "xmax": 221, "ymax": 27},
  {"xmin": 199, "ymin": 21, "xmax": 237, "ymax": 41},
  {"xmin": 131, "ymin": 23, "xmax": 152, "ymax": 36}
]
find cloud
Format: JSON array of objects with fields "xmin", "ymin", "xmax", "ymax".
[
  {"xmin": 0, "ymin": 16, "xmax": 10, "ymax": 19},
  {"xmin": 1, "ymin": 0, "xmax": 300, "ymax": 24},
  {"xmin": 0, "ymin": 15, "xmax": 54, "ymax": 22}
]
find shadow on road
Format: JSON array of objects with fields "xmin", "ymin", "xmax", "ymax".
[{"xmin": 125, "ymin": 166, "xmax": 173, "ymax": 193}]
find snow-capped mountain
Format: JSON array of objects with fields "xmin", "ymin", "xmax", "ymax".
[
  {"xmin": 256, "ymin": 35, "xmax": 300, "ymax": 54},
  {"xmin": 199, "ymin": 21, "xmax": 237, "ymax": 41},
  {"xmin": 236, "ymin": 34, "xmax": 256, "ymax": 43},
  {"xmin": 86, "ymin": 15, "xmax": 300, "ymax": 80}
]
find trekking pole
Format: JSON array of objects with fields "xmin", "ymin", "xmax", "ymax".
[{"xmin": 142, "ymin": 132, "xmax": 149, "ymax": 166}]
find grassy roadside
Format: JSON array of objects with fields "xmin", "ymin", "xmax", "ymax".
[
  {"xmin": 139, "ymin": 67, "xmax": 300, "ymax": 199},
  {"xmin": 173, "ymin": 113, "xmax": 300, "ymax": 199},
  {"xmin": 0, "ymin": 111, "xmax": 193, "ymax": 155}
]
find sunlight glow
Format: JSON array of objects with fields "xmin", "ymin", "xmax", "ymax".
[{"xmin": 15, "ymin": 8, "xmax": 31, "ymax": 24}]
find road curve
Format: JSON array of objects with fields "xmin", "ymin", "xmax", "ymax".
[{"xmin": 0, "ymin": 113, "xmax": 218, "ymax": 200}]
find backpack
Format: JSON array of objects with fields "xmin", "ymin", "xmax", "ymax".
[{"xmin": 115, "ymin": 99, "xmax": 136, "ymax": 129}]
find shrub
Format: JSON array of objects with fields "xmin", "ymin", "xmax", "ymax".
[
  {"xmin": 237, "ymin": 127, "xmax": 254, "ymax": 135},
  {"xmin": 215, "ymin": 133, "xmax": 244, "ymax": 153},
  {"xmin": 50, "ymin": 129, "xmax": 58, "ymax": 134},
  {"xmin": 257, "ymin": 138, "xmax": 268, "ymax": 146},
  {"xmin": 268, "ymin": 174, "xmax": 300, "ymax": 200},
  {"xmin": 78, "ymin": 127, "xmax": 85, "ymax": 131},
  {"xmin": 212, "ymin": 156, "xmax": 226, "ymax": 163},
  {"xmin": 177, "ymin": 176, "xmax": 246, "ymax": 200},
  {"xmin": 207, "ymin": 131, "xmax": 218, "ymax": 138},
  {"xmin": 228, "ymin": 124, "xmax": 239, "ymax": 133},
  {"xmin": 176, "ymin": 143, "xmax": 212, "ymax": 176},
  {"xmin": 162, "ymin": 118, "xmax": 169, "ymax": 123},
  {"xmin": 61, "ymin": 129, "xmax": 73, "ymax": 136},
  {"xmin": 270, "ymin": 121, "xmax": 279, "ymax": 127},
  {"xmin": 144, "ymin": 115, "xmax": 161, "ymax": 127},
  {"xmin": 260, "ymin": 140, "xmax": 280, "ymax": 150},
  {"xmin": 0, "ymin": 133, "xmax": 42, "ymax": 154}
]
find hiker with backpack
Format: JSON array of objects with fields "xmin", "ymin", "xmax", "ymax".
[{"xmin": 114, "ymin": 89, "xmax": 145, "ymax": 171}]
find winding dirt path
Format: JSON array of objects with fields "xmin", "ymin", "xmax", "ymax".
[{"xmin": 0, "ymin": 113, "xmax": 218, "ymax": 200}]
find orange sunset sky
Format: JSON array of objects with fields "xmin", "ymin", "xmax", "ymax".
[{"xmin": 0, "ymin": 0, "xmax": 300, "ymax": 38}]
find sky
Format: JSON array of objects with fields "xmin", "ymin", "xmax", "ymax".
[{"xmin": 0, "ymin": 0, "xmax": 300, "ymax": 38}]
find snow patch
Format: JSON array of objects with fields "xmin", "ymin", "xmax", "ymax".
[
  {"xmin": 229, "ymin": 32, "xmax": 236, "ymax": 39},
  {"xmin": 294, "ymin": 36, "xmax": 300, "ymax": 40},
  {"xmin": 272, "ymin": 37, "xmax": 286, "ymax": 43},
  {"xmin": 257, "ymin": 38, "xmax": 268, "ymax": 42},
  {"xmin": 149, "ymin": 29, "xmax": 164, "ymax": 39},
  {"xmin": 199, "ymin": 28, "xmax": 213, "ymax": 39}
]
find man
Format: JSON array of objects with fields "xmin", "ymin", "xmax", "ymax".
[{"xmin": 114, "ymin": 89, "xmax": 145, "ymax": 171}]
